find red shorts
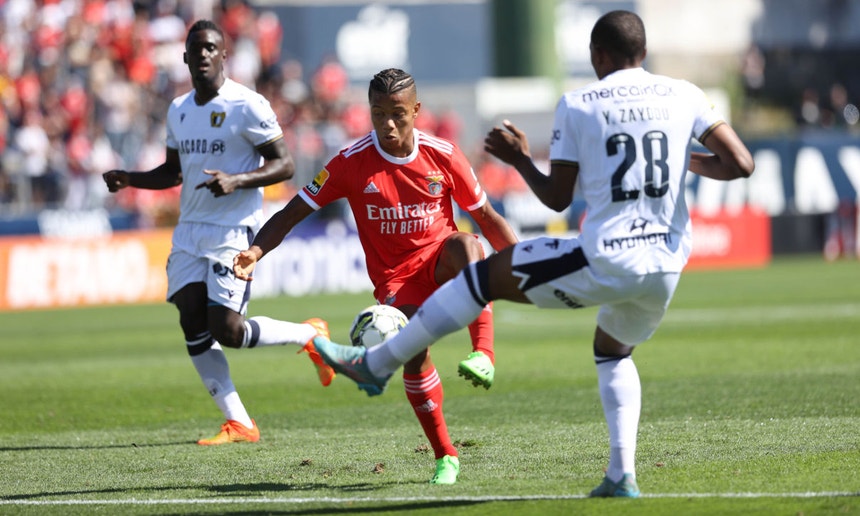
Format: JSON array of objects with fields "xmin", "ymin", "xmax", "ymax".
[{"xmin": 373, "ymin": 239, "xmax": 445, "ymax": 307}]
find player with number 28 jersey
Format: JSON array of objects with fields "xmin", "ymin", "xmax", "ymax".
[{"xmin": 552, "ymin": 68, "xmax": 723, "ymax": 276}]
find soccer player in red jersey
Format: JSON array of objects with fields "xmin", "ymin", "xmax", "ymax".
[{"xmin": 234, "ymin": 68, "xmax": 518, "ymax": 484}]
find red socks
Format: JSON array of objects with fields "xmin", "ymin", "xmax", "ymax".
[
  {"xmin": 403, "ymin": 366, "xmax": 457, "ymax": 459},
  {"xmin": 467, "ymin": 302, "xmax": 495, "ymax": 363}
]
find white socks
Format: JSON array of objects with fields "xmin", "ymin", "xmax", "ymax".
[
  {"xmin": 190, "ymin": 342, "xmax": 253, "ymax": 428},
  {"xmin": 187, "ymin": 317, "xmax": 318, "ymax": 428},
  {"xmin": 242, "ymin": 317, "xmax": 317, "ymax": 348},
  {"xmin": 365, "ymin": 273, "xmax": 485, "ymax": 378},
  {"xmin": 596, "ymin": 355, "xmax": 641, "ymax": 482}
]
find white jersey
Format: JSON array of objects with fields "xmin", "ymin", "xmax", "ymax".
[
  {"xmin": 550, "ymin": 67, "xmax": 723, "ymax": 276},
  {"xmin": 166, "ymin": 78, "xmax": 283, "ymax": 228}
]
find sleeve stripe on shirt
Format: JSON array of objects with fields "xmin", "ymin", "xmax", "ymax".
[
  {"xmin": 698, "ymin": 120, "xmax": 725, "ymax": 145},
  {"xmin": 254, "ymin": 133, "xmax": 284, "ymax": 150},
  {"xmin": 417, "ymin": 132, "xmax": 454, "ymax": 154},
  {"xmin": 298, "ymin": 189, "xmax": 321, "ymax": 210},
  {"xmin": 463, "ymin": 191, "xmax": 488, "ymax": 212},
  {"xmin": 343, "ymin": 134, "xmax": 374, "ymax": 158}
]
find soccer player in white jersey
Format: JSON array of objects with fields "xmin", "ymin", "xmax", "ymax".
[
  {"xmin": 102, "ymin": 20, "xmax": 332, "ymax": 446},
  {"xmin": 309, "ymin": 10, "xmax": 755, "ymax": 497}
]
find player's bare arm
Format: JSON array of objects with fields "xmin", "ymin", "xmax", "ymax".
[
  {"xmin": 689, "ymin": 123, "xmax": 755, "ymax": 181},
  {"xmin": 102, "ymin": 148, "xmax": 183, "ymax": 192},
  {"xmin": 195, "ymin": 137, "xmax": 295, "ymax": 197},
  {"xmin": 484, "ymin": 120, "xmax": 577, "ymax": 212},
  {"xmin": 233, "ymin": 195, "xmax": 315, "ymax": 280},
  {"xmin": 468, "ymin": 203, "xmax": 519, "ymax": 251}
]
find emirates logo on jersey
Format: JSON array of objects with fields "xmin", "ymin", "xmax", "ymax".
[{"xmin": 424, "ymin": 174, "xmax": 444, "ymax": 195}]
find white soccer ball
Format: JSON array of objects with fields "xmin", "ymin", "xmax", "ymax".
[{"xmin": 349, "ymin": 304, "xmax": 408, "ymax": 347}]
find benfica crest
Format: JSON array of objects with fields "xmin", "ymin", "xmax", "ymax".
[{"xmin": 424, "ymin": 174, "xmax": 444, "ymax": 195}]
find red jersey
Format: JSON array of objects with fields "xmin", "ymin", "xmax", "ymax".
[{"xmin": 298, "ymin": 129, "xmax": 487, "ymax": 288}]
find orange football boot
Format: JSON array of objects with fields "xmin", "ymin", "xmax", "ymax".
[
  {"xmin": 197, "ymin": 419, "xmax": 260, "ymax": 446},
  {"xmin": 299, "ymin": 318, "xmax": 336, "ymax": 386}
]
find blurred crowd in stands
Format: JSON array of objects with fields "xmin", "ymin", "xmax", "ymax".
[
  {"xmin": 3, "ymin": 1, "xmax": 859, "ymax": 232},
  {"xmin": 0, "ymin": 0, "xmax": 527, "ymax": 228},
  {"xmin": 741, "ymin": 43, "xmax": 860, "ymax": 132}
]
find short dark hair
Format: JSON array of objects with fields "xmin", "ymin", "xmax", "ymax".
[
  {"xmin": 368, "ymin": 68, "xmax": 416, "ymax": 101},
  {"xmin": 186, "ymin": 19, "xmax": 224, "ymax": 46},
  {"xmin": 590, "ymin": 10, "xmax": 646, "ymax": 62}
]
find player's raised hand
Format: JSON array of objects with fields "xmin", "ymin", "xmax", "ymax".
[
  {"xmin": 233, "ymin": 249, "xmax": 260, "ymax": 281},
  {"xmin": 484, "ymin": 119, "xmax": 531, "ymax": 166}
]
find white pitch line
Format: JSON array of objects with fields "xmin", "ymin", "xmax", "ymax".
[{"xmin": 1, "ymin": 492, "xmax": 857, "ymax": 505}]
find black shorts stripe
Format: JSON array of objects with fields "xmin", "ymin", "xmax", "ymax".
[
  {"xmin": 474, "ymin": 259, "xmax": 492, "ymax": 304},
  {"xmin": 514, "ymin": 244, "xmax": 589, "ymax": 292},
  {"xmin": 462, "ymin": 264, "xmax": 488, "ymax": 306}
]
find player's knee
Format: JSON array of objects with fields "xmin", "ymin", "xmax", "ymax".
[
  {"xmin": 208, "ymin": 316, "xmax": 246, "ymax": 348},
  {"xmin": 206, "ymin": 305, "xmax": 247, "ymax": 348},
  {"xmin": 210, "ymin": 324, "xmax": 244, "ymax": 348},
  {"xmin": 593, "ymin": 326, "xmax": 635, "ymax": 358},
  {"xmin": 443, "ymin": 232, "xmax": 483, "ymax": 261},
  {"xmin": 178, "ymin": 309, "xmax": 207, "ymax": 341},
  {"xmin": 459, "ymin": 232, "xmax": 486, "ymax": 259},
  {"xmin": 433, "ymin": 238, "xmax": 484, "ymax": 290}
]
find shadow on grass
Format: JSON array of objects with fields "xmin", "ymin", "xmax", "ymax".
[
  {"xmin": 209, "ymin": 482, "xmax": 392, "ymax": 495},
  {"xmin": 2, "ymin": 479, "xmax": 459, "ymax": 502},
  {"xmin": 0, "ymin": 441, "xmax": 194, "ymax": 451},
  {"xmin": 194, "ymin": 500, "xmax": 488, "ymax": 515}
]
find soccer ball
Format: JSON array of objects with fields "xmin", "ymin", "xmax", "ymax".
[{"xmin": 349, "ymin": 304, "xmax": 408, "ymax": 347}]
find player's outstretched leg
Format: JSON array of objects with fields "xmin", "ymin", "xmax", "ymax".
[{"xmin": 311, "ymin": 336, "xmax": 391, "ymax": 396}]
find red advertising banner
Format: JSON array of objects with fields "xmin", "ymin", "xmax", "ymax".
[
  {"xmin": 687, "ymin": 208, "xmax": 771, "ymax": 270},
  {"xmin": 0, "ymin": 229, "xmax": 173, "ymax": 311}
]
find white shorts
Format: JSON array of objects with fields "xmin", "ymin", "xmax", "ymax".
[
  {"xmin": 166, "ymin": 221, "xmax": 255, "ymax": 314},
  {"xmin": 511, "ymin": 236, "xmax": 680, "ymax": 346}
]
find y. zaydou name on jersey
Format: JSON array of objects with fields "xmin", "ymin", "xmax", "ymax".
[
  {"xmin": 603, "ymin": 106, "xmax": 671, "ymax": 124},
  {"xmin": 367, "ymin": 201, "xmax": 442, "ymax": 235}
]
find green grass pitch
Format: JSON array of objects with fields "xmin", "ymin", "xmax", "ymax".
[{"xmin": 0, "ymin": 255, "xmax": 857, "ymax": 515}]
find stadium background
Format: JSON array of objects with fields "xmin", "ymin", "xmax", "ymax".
[{"xmin": 0, "ymin": 0, "xmax": 857, "ymax": 310}]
